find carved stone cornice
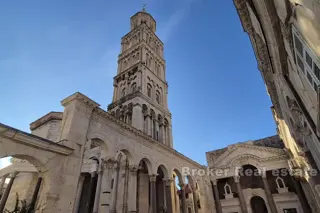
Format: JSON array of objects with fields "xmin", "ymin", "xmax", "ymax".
[
  {"xmin": 30, "ymin": 111, "xmax": 63, "ymax": 131},
  {"xmin": 61, "ymin": 92, "xmax": 100, "ymax": 108},
  {"xmin": 234, "ymin": 0, "xmax": 287, "ymax": 119},
  {"xmin": 233, "ymin": 0, "xmax": 253, "ymax": 34}
]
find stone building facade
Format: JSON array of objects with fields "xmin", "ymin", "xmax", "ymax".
[
  {"xmin": 233, "ymin": 0, "xmax": 320, "ymax": 211},
  {"xmin": 0, "ymin": 7, "xmax": 319, "ymax": 213}
]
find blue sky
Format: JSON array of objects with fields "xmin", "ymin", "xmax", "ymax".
[{"xmin": 0, "ymin": 0, "xmax": 276, "ymax": 168}]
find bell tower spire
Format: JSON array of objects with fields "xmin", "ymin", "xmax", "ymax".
[{"xmin": 108, "ymin": 10, "xmax": 173, "ymax": 148}]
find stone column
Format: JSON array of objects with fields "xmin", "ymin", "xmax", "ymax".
[
  {"xmin": 110, "ymin": 162, "xmax": 120, "ymax": 213},
  {"xmin": 164, "ymin": 178, "xmax": 173, "ymax": 213},
  {"xmin": 28, "ymin": 176, "xmax": 43, "ymax": 213},
  {"xmin": 0, "ymin": 172, "xmax": 18, "ymax": 213},
  {"xmin": 74, "ymin": 175, "xmax": 85, "ymax": 213},
  {"xmin": 148, "ymin": 116, "xmax": 152, "ymax": 137},
  {"xmin": 212, "ymin": 180, "xmax": 222, "ymax": 213},
  {"xmin": 262, "ymin": 174, "xmax": 277, "ymax": 213},
  {"xmin": 128, "ymin": 166, "xmax": 138, "ymax": 213},
  {"xmin": 149, "ymin": 174, "xmax": 157, "ymax": 213},
  {"xmin": 291, "ymin": 177, "xmax": 312, "ymax": 213},
  {"xmin": 192, "ymin": 190, "xmax": 199, "ymax": 213},
  {"xmin": 159, "ymin": 124, "xmax": 163, "ymax": 142},
  {"xmin": 179, "ymin": 183, "xmax": 187, "ymax": 213},
  {"xmin": 93, "ymin": 165, "xmax": 103, "ymax": 213},
  {"xmin": 234, "ymin": 176, "xmax": 247, "ymax": 213},
  {"xmin": 168, "ymin": 126, "xmax": 173, "ymax": 148}
]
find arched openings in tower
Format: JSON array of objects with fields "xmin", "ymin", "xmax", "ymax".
[
  {"xmin": 141, "ymin": 104, "xmax": 169, "ymax": 144},
  {"xmin": 113, "ymin": 104, "xmax": 133, "ymax": 125}
]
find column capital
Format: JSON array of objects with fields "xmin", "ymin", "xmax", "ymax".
[
  {"xmin": 163, "ymin": 178, "xmax": 173, "ymax": 186},
  {"xmin": 211, "ymin": 179, "xmax": 217, "ymax": 186},
  {"xmin": 149, "ymin": 174, "xmax": 157, "ymax": 182},
  {"xmin": 102, "ymin": 157, "xmax": 118, "ymax": 169},
  {"xmin": 129, "ymin": 165, "xmax": 139, "ymax": 175},
  {"xmin": 233, "ymin": 176, "xmax": 240, "ymax": 183}
]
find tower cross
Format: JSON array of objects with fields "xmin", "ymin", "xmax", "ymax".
[{"xmin": 142, "ymin": 4, "xmax": 146, "ymax": 12}]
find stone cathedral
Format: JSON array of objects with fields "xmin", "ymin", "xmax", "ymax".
[{"xmin": 0, "ymin": 6, "xmax": 319, "ymax": 213}]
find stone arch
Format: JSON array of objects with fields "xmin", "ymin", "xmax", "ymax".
[
  {"xmin": 0, "ymin": 139, "xmax": 57, "ymax": 173},
  {"xmin": 250, "ymin": 196, "xmax": 268, "ymax": 213},
  {"xmin": 114, "ymin": 148, "xmax": 134, "ymax": 165},
  {"xmin": 137, "ymin": 158, "xmax": 153, "ymax": 175},
  {"xmin": 173, "ymin": 168, "xmax": 184, "ymax": 184},
  {"xmin": 157, "ymin": 164, "xmax": 169, "ymax": 178},
  {"xmin": 87, "ymin": 132, "xmax": 115, "ymax": 157},
  {"xmin": 230, "ymin": 154, "xmax": 262, "ymax": 170}
]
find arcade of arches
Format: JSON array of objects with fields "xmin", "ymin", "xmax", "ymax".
[{"xmin": 1, "ymin": 6, "xmax": 320, "ymax": 213}]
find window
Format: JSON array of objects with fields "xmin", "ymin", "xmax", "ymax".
[
  {"xmin": 296, "ymin": 56, "xmax": 304, "ymax": 72},
  {"xmin": 314, "ymin": 63, "xmax": 320, "ymax": 81},
  {"xmin": 306, "ymin": 51, "xmax": 313, "ymax": 68},
  {"xmin": 307, "ymin": 71, "xmax": 313, "ymax": 84},
  {"xmin": 292, "ymin": 27, "xmax": 320, "ymax": 92},
  {"xmin": 147, "ymin": 84, "xmax": 152, "ymax": 97},
  {"xmin": 294, "ymin": 34, "xmax": 303, "ymax": 56},
  {"xmin": 283, "ymin": 209, "xmax": 297, "ymax": 213}
]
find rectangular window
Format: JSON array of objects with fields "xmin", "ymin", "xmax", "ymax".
[
  {"xmin": 314, "ymin": 82, "xmax": 318, "ymax": 92},
  {"xmin": 314, "ymin": 63, "xmax": 320, "ymax": 81},
  {"xmin": 292, "ymin": 27, "xmax": 320, "ymax": 93},
  {"xmin": 306, "ymin": 51, "xmax": 313, "ymax": 68},
  {"xmin": 296, "ymin": 55, "xmax": 304, "ymax": 72},
  {"xmin": 283, "ymin": 209, "xmax": 297, "ymax": 213},
  {"xmin": 307, "ymin": 71, "xmax": 313, "ymax": 84},
  {"xmin": 294, "ymin": 34, "xmax": 303, "ymax": 56}
]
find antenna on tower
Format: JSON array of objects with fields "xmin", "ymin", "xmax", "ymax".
[{"xmin": 142, "ymin": 4, "xmax": 147, "ymax": 12}]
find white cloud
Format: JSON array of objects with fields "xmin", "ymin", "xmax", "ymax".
[
  {"xmin": 159, "ymin": 0, "xmax": 198, "ymax": 42},
  {"xmin": 0, "ymin": 157, "xmax": 12, "ymax": 170}
]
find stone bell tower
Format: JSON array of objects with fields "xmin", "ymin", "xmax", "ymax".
[{"xmin": 108, "ymin": 8, "xmax": 173, "ymax": 148}]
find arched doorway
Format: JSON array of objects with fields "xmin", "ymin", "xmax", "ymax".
[{"xmin": 250, "ymin": 196, "xmax": 268, "ymax": 213}]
